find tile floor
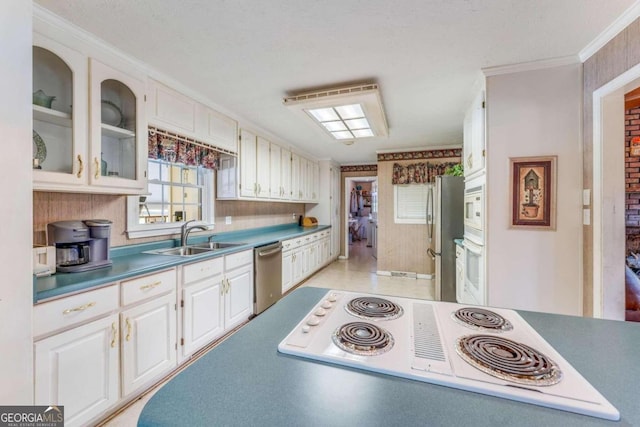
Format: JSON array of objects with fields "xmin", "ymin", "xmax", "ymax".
[{"xmin": 100, "ymin": 240, "xmax": 434, "ymax": 426}]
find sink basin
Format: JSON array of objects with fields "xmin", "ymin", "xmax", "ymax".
[
  {"xmin": 145, "ymin": 242, "xmax": 246, "ymax": 257},
  {"xmin": 188, "ymin": 242, "xmax": 246, "ymax": 250},
  {"xmin": 146, "ymin": 246, "xmax": 214, "ymax": 256}
]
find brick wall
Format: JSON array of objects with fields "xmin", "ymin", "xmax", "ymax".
[{"xmin": 627, "ymin": 108, "xmax": 640, "ymax": 253}]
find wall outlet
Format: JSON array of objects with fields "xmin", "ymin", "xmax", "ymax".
[
  {"xmin": 292, "ymin": 213, "xmax": 297, "ymax": 219},
  {"xmin": 225, "ymin": 216, "xmax": 232, "ymax": 225}
]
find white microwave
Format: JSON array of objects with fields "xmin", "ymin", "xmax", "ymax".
[{"xmin": 464, "ymin": 185, "xmax": 483, "ymax": 243}]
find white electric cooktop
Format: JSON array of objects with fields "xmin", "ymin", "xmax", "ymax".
[{"xmin": 277, "ymin": 290, "xmax": 619, "ymax": 421}]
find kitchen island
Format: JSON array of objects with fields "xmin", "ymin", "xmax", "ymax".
[{"xmin": 139, "ymin": 287, "xmax": 639, "ymax": 426}]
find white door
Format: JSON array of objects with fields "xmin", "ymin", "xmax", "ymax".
[
  {"xmin": 182, "ymin": 275, "xmax": 224, "ymax": 358},
  {"xmin": 121, "ymin": 292, "xmax": 177, "ymax": 397},
  {"xmin": 34, "ymin": 314, "xmax": 119, "ymax": 427},
  {"xmin": 239, "ymin": 129, "xmax": 257, "ymax": 197},
  {"xmin": 224, "ymin": 264, "xmax": 253, "ymax": 330}
]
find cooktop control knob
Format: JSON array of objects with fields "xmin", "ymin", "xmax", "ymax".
[
  {"xmin": 301, "ymin": 325, "xmax": 311, "ymax": 333},
  {"xmin": 306, "ymin": 316, "xmax": 321, "ymax": 326},
  {"xmin": 321, "ymin": 301, "xmax": 333, "ymax": 309},
  {"xmin": 327, "ymin": 294, "xmax": 337, "ymax": 302},
  {"xmin": 314, "ymin": 308, "xmax": 327, "ymax": 316}
]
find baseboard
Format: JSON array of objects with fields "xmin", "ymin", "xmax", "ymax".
[
  {"xmin": 417, "ymin": 273, "xmax": 434, "ymax": 280},
  {"xmin": 377, "ymin": 271, "xmax": 434, "ymax": 280}
]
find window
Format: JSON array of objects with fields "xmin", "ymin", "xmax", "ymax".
[
  {"xmin": 394, "ymin": 183, "xmax": 431, "ymax": 224},
  {"xmin": 127, "ymin": 158, "xmax": 214, "ymax": 238}
]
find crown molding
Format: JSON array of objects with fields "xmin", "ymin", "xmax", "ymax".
[
  {"xmin": 482, "ymin": 56, "xmax": 579, "ymax": 77},
  {"xmin": 579, "ymin": 0, "xmax": 640, "ymax": 63}
]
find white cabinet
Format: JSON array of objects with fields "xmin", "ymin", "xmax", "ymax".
[
  {"xmin": 256, "ymin": 136, "xmax": 270, "ymax": 198},
  {"xmin": 34, "ymin": 314, "xmax": 119, "ymax": 427},
  {"xmin": 179, "ymin": 250, "xmax": 253, "ymax": 360},
  {"xmin": 181, "ymin": 257, "xmax": 224, "ymax": 360},
  {"xmin": 282, "ymin": 249, "xmax": 294, "ymax": 293},
  {"xmin": 147, "ymin": 79, "xmax": 197, "ymax": 135},
  {"xmin": 32, "ymin": 34, "xmax": 88, "ymax": 190},
  {"xmin": 270, "ymin": 143, "xmax": 282, "ymax": 199},
  {"xmin": 282, "ymin": 230, "xmax": 332, "ymax": 293},
  {"xmin": 120, "ymin": 291, "xmax": 177, "ymax": 397},
  {"xmin": 216, "ymin": 155, "xmax": 237, "ymax": 199},
  {"xmin": 239, "ymin": 129, "xmax": 258, "ymax": 197},
  {"xmin": 224, "ymin": 256, "xmax": 253, "ymax": 330},
  {"xmin": 281, "ymin": 147, "xmax": 291, "ymax": 200},
  {"xmin": 306, "ymin": 161, "xmax": 340, "ymax": 259},
  {"xmin": 291, "ymin": 153, "xmax": 301, "ymax": 201},
  {"xmin": 89, "ymin": 58, "xmax": 147, "ymax": 192},
  {"xmin": 463, "ymin": 90, "xmax": 485, "ymax": 177},
  {"xmin": 147, "ymin": 79, "xmax": 238, "ymax": 153}
]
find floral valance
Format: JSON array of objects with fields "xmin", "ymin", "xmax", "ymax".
[
  {"xmin": 148, "ymin": 129, "xmax": 219, "ymax": 170},
  {"xmin": 392, "ymin": 162, "xmax": 458, "ymax": 184}
]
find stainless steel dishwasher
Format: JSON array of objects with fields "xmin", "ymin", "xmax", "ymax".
[{"xmin": 254, "ymin": 241, "xmax": 282, "ymax": 315}]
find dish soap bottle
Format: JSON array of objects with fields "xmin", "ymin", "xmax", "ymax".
[{"xmin": 101, "ymin": 153, "xmax": 107, "ymax": 176}]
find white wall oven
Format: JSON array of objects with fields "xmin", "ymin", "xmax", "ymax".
[
  {"xmin": 463, "ymin": 238, "xmax": 484, "ymax": 305},
  {"xmin": 463, "ymin": 183, "xmax": 483, "ymax": 244}
]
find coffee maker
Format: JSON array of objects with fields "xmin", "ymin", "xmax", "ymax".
[{"xmin": 47, "ymin": 220, "xmax": 113, "ymax": 273}]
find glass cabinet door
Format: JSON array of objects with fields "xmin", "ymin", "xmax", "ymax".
[
  {"xmin": 89, "ymin": 58, "xmax": 146, "ymax": 192},
  {"xmin": 32, "ymin": 34, "xmax": 88, "ymax": 188}
]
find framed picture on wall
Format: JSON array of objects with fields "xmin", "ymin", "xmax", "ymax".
[{"xmin": 509, "ymin": 156, "xmax": 557, "ymax": 230}]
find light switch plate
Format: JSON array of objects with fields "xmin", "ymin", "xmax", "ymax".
[
  {"xmin": 583, "ymin": 189, "xmax": 591, "ymax": 206},
  {"xmin": 583, "ymin": 208, "xmax": 591, "ymax": 225},
  {"xmin": 225, "ymin": 216, "xmax": 232, "ymax": 225}
]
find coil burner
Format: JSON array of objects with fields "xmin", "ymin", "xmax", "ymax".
[
  {"xmin": 453, "ymin": 307, "xmax": 513, "ymax": 332},
  {"xmin": 456, "ymin": 334, "xmax": 562, "ymax": 386},
  {"xmin": 332, "ymin": 322, "xmax": 394, "ymax": 356},
  {"xmin": 345, "ymin": 297, "xmax": 404, "ymax": 321}
]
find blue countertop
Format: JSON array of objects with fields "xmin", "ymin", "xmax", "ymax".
[
  {"xmin": 34, "ymin": 224, "xmax": 330, "ymax": 303},
  {"xmin": 139, "ymin": 287, "xmax": 640, "ymax": 426},
  {"xmin": 454, "ymin": 238, "xmax": 464, "ymax": 247}
]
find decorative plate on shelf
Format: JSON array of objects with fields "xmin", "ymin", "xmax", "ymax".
[
  {"xmin": 101, "ymin": 99, "xmax": 124, "ymax": 127},
  {"xmin": 33, "ymin": 130, "xmax": 47, "ymax": 166}
]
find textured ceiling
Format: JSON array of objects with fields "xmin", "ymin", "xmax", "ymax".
[{"xmin": 36, "ymin": 0, "xmax": 635, "ymax": 164}]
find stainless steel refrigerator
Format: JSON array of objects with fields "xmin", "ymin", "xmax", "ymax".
[{"xmin": 426, "ymin": 175, "xmax": 464, "ymax": 302}]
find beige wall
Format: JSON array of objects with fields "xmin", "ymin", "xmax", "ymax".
[
  {"xmin": 486, "ymin": 63, "xmax": 583, "ymax": 316},
  {"xmin": 34, "ymin": 192, "xmax": 305, "ymax": 247},
  {"xmin": 583, "ymin": 18, "xmax": 640, "ymax": 316},
  {"xmin": 376, "ymin": 159, "xmax": 457, "ymax": 274}
]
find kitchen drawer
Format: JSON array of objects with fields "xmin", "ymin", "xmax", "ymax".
[
  {"xmin": 225, "ymin": 249, "xmax": 253, "ymax": 271},
  {"xmin": 121, "ymin": 269, "xmax": 176, "ymax": 306},
  {"xmin": 183, "ymin": 256, "xmax": 223, "ymax": 284},
  {"xmin": 34, "ymin": 284, "xmax": 119, "ymax": 338}
]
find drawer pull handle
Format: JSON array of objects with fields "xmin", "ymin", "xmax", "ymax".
[
  {"xmin": 126, "ymin": 318, "xmax": 132, "ymax": 341},
  {"xmin": 62, "ymin": 301, "xmax": 96, "ymax": 315},
  {"xmin": 140, "ymin": 281, "xmax": 162, "ymax": 291},
  {"xmin": 111, "ymin": 322, "xmax": 118, "ymax": 348}
]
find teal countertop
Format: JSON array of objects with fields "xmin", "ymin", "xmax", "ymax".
[
  {"xmin": 34, "ymin": 224, "xmax": 330, "ymax": 303},
  {"xmin": 454, "ymin": 238, "xmax": 464, "ymax": 247},
  {"xmin": 139, "ymin": 287, "xmax": 640, "ymax": 426}
]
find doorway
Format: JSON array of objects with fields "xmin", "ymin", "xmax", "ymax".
[
  {"xmin": 593, "ymin": 63, "xmax": 640, "ymax": 320},
  {"xmin": 343, "ymin": 176, "xmax": 377, "ymax": 261}
]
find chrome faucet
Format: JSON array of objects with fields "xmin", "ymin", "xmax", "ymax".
[{"xmin": 180, "ymin": 220, "xmax": 208, "ymax": 246}]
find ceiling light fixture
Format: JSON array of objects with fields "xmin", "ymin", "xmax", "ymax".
[{"xmin": 283, "ymin": 83, "xmax": 388, "ymax": 141}]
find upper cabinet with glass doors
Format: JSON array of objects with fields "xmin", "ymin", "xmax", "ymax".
[
  {"xmin": 32, "ymin": 34, "xmax": 88, "ymax": 189},
  {"xmin": 32, "ymin": 32, "xmax": 147, "ymax": 194},
  {"xmin": 89, "ymin": 59, "xmax": 146, "ymax": 192}
]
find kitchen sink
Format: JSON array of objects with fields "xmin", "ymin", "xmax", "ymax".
[
  {"xmin": 188, "ymin": 242, "xmax": 246, "ymax": 250},
  {"xmin": 144, "ymin": 242, "xmax": 246, "ymax": 257}
]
